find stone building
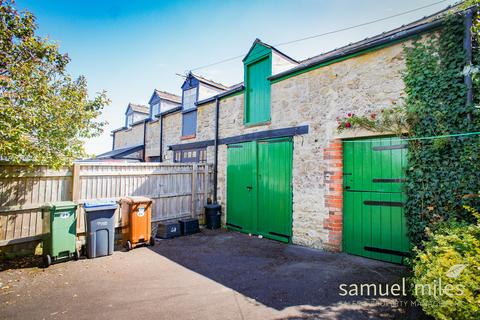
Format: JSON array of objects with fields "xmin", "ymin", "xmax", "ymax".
[{"xmin": 103, "ymin": 6, "xmax": 470, "ymax": 263}]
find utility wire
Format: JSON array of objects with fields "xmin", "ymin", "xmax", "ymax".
[
  {"xmin": 190, "ymin": 0, "xmax": 451, "ymax": 72},
  {"xmin": 342, "ymin": 131, "xmax": 480, "ymax": 143}
]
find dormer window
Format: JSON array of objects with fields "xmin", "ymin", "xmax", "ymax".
[
  {"xmin": 151, "ymin": 102, "xmax": 160, "ymax": 117},
  {"xmin": 126, "ymin": 113, "xmax": 134, "ymax": 127},
  {"xmin": 183, "ymin": 87, "xmax": 197, "ymax": 111}
]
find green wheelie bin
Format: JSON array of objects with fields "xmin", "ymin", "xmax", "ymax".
[{"xmin": 42, "ymin": 201, "xmax": 79, "ymax": 267}]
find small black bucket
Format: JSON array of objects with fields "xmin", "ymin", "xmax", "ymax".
[{"xmin": 204, "ymin": 203, "xmax": 221, "ymax": 229}]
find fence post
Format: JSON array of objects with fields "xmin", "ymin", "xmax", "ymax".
[
  {"xmin": 71, "ymin": 163, "xmax": 83, "ymax": 237},
  {"xmin": 72, "ymin": 163, "xmax": 81, "ymax": 202},
  {"xmin": 191, "ymin": 164, "xmax": 197, "ymax": 218},
  {"xmin": 204, "ymin": 164, "xmax": 209, "ymax": 203}
]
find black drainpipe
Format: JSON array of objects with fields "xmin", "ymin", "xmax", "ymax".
[
  {"xmin": 143, "ymin": 120, "xmax": 147, "ymax": 162},
  {"xmin": 213, "ymin": 97, "xmax": 220, "ymax": 203},
  {"xmin": 159, "ymin": 115, "xmax": 164, "ymax": 162},
  {"xmin": 464, "ymin": 8, "xmax": 474, "ymax": 119}
]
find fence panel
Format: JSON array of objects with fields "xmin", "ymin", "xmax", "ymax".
[
  {"xmin": 0, "ymin": 163, "xmax": 213, "ymax": 247},
  {"xmin": 0, "ymin": 166, "xmax": 73, "ymax": 246}
]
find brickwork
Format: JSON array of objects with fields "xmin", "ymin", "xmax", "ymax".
[{"xmin": 323, "ymin": 139, "xmax": 343, "ymax": 251}]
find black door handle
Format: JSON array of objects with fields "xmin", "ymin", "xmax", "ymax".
[{"xmin": 246, "ymin": 186, "xmax": 253, "ymax": 191}]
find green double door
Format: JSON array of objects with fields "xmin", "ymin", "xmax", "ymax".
[
  {"xmin": 343, "ymin": 136, "xmax": 410, "ymax": 263},
  {"xmin": 226, "ymin": 138, "xmax": 293, "ymax": 243}
]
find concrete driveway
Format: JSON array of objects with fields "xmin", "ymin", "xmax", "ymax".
[{"xmin": 0, "ymin": 229, "xmax": 426, "ymax": 320}]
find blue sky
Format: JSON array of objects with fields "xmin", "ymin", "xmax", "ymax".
[{"xmin": 16, "ymin": 0, "xmax": 458, "ymax": 155}]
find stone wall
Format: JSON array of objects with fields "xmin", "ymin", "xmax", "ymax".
[
  {"xmin": 161, "ymin": 112, "xmax": 182, "ymax": 162},
  {"xmin": 212, "ymin": 42, "xmax": 406, "ymax": 250},
  {"xmin": 160, "ymin": 100, "xmax": 217, "ymax": 163},
  {"xmin": 114, "ymin": 40, "xmax": 408, "ymax": 251},
  {"xmin": 145, "ymin": 120, "xmax": 160, "ymax": 159},
  {"xmin": 114, "ymin": 122, "xmax": 145, "ymax": 150}
]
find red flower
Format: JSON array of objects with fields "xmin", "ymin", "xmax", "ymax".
[
  {"xmin": 371, "ymin": 113, "xmax": 377, "ymax": 119},
  {"xmin": 347, "ymin": 113, "xmax": 352, "ymax": 117},
  {"xmin": 345, "ymin": 122, "xmax": 351, "ymax": 128}
]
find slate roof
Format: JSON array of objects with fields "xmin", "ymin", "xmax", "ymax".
[
  {"xmin": 243, "ymin": 38, "xmax": 299, "ymax": 64},
  {"xmin": 196, "ymin": 83, "xmax": 245, "ymax": 106},
  {"xmin": 270, "ymin": 4, "xmax": 465, "ymax": 80},
  {"xmin": 190, "ymin": 72, "xmax": 230, "ymax": 90},
  {"xmin": 96, "ymin": 144, "xmax": 144, "ymax": 159},
  {"xmin": 154, "ymin": 90, "xmax": 181, "ymax": 104},
  {"xmin": 128, "ymin": 103, "xmax": 149, "ymax": 114}
]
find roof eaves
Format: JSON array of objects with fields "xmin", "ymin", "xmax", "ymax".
[
  {"xmin": 96, "ymin": 144, "xmax": 144, "ymax": 159},
  {"xmin": 155, "ymin": 106, "xmax": 182, "ymax": 118},
  {"xmin": 190, "ymin": 72, "xmax": 230, "ymax": 90},
  {"xmin": 111, "ymin": 126, "xmax": 128, "ymax": 133},
  {"xmin": 269, "ymin": 15, "xmax": 446, "ymax": 82},
  {"xmin": 196, "ymin": 84, "xmax": 245, "ymax": 106}
]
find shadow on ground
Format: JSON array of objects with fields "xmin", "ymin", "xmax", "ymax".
[{"xmin": 149, "ymin": 229, "xmax": 429, "ymax": 320}]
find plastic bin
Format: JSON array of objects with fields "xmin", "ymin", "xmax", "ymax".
[
  {"xmin": 205, "ymin": 203, "xmax": 221, "ymax": 229},
  {"xmin": 120, "ymin": 196, "xmax": 154, "ymax": 250},
  {"xmin": 156, "ymin": 221, "xmax": 181, "ymax": 239},
  {"xmin": 41, "ymin": 201, "xmax": 79, "ymax": 267},
  {"xmin": 84, "ymin": 201, "xmax": 117, "ymax": 258},
  {"xmin": 179, "ymin": 218, "xmax": 199, "ymax": 235}
]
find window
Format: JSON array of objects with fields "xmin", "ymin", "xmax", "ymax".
[
  {"xmin": 175, "ymin": 151, "xmax": 181, "ymax": 162},
  {"xmin": 183, "ymin": 87, "xmax": 197, "ymax": 111},
  {"xmin": 126, "ymin": 113, "xmax": 134, "ymax": 126},
  {"xmin": 182, "ymin": 110, "xmax": 197, "ymax": 137},
  {"xmin": 173, "ymin": 148, "xmax": 206, "ymax": 163},
  {"xmin": 199, "ymin": 149, "xmax": 207, "ymax": 163},
  {"xmin": 151, "ymin": 102, "xmax": 160, "ymax": 117}
]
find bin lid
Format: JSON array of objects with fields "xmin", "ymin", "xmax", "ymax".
[
  {"xmin": 204, "ymin": 203, "xmax": 221, "ymax": 209},
  {"xmin": 43, "ymin": 201, "xmax": 77, "ymax": 210},
  {"xmin": 84, "ymin": 200, "xmax": 118, "ymax": 211},
  {"xmin": 120, "ymin": 196, "xmax": 152, "ymax": 204}
]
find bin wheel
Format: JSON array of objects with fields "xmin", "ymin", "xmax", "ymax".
[
  {"xmin": 43, "ymin": 255, "xmax": 52, "ymax": 268},
  {"xmin": 149, "ymin": 237, "xmax": 155, "ymax": 246},
  {"xmin": 74, "ymin": 249, "xmax": 80, "ymax": 261},
  {"xmin": 126, "ymin": 240, "xmax": 132, "ymax": 251}
]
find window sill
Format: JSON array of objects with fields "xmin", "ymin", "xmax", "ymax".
[
  {"xmin": 244, "ymin": 120, "xmax": 271, "ymax": 128},
  {"xmin": 181, "ymin": 134, "xmax": 196, "ymax": 140}
]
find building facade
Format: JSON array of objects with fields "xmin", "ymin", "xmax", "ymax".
[{"xmin": 104, "ymin": 7, "xmax": 468, "ymax": 262}]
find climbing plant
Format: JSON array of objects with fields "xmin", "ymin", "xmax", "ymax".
[
  {"xmin": 403, "ymin": 14, "xmax": 480, "ymax": 246},
  {"xmin": 337, "ymin": 11, "xmax": 480, "ymax": 247}
]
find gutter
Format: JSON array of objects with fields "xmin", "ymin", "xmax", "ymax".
[
  {"xmin": 111, "ymin": 126, "xmax": 127, "ymax": 134},
  {"xmin": 142, "ymin": 119, "xmax": 147, "ymax": 162},
  {"xmin": 112, "ymin": 132, "xmax": 116, "ymax": 150},
  {"xmin": 213, "ymin": 97, "xmax": 220, "ymax": 203},
  {"xmin": 196, "ymin": 85, "xmax": 245, "ymax": 107},
  {"xmin": 155, "ymin": 106, "xmax": 182, "ymax": 162},
  {"xmin": 159, "ymin": 115, "xmax": 163, "ymax": 162},
  {"xmin": 464, "ymin": 8, "xmax": 474, "ymax": 119},
  {"xmin": 159, "ymin": 106, "xmax": 182, "ymax": 116}
]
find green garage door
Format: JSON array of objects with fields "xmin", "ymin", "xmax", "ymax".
[
  {"xmin": 226, "ymin": 138, "xmax": 293, "ymax": 243},
  {"xmin": 343, "ymin": 136, "xmax": 410, "ymax": 263}
]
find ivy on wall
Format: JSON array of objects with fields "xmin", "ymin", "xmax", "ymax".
[
  {"xmin": 337, "ymin": 12, "xmax": 480, "ymax": 247},
  {"xmin": 404, "ymin": 14, "xmax": 480, "ymax": 246}
]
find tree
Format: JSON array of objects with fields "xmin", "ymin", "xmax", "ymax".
[{"xmin": 0, "ymin": 0, "xmax": 109, "ymax": 168}]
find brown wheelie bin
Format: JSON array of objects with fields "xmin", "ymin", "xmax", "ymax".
[{"xmin": 120, "ymin": 196, "xmax": 155, "ymax": 250}]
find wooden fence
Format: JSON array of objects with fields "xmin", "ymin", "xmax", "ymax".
[{"xmin": 0, "ymin": 163, "xmax": 213, "ymax": 247}]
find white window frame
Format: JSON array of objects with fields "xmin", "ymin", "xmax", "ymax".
[
  {"xmin": 183, "ymin": 87, "xmax": 197, "ymax": 111},
  {"xmin": 126, "ymin": 113, "xmax": 134, "ymax": 126},
  {"xmin": 151, "ymin": 102, "xmax": 160, "ymax": 117}
]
